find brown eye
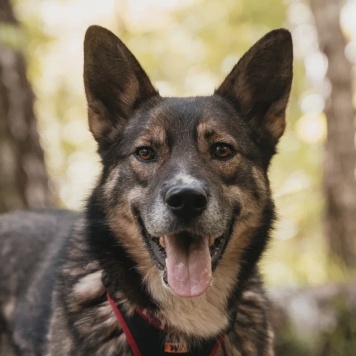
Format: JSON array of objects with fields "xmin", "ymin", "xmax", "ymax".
[
  {"xmin": 212, "ymin": 143, "xmax": 235, "ymax": 160},
  {"xmin": 135, "ymin": 147, "xmax": 157, "ymax": 162}
]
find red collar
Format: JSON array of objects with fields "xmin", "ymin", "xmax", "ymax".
[{"xmin": 107, "ymin": 292, "xmax": 224, "ymax": 356}]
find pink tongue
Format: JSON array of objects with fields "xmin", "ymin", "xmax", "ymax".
[{"xmin": 165, "ymin": 235, "xmax": 212, "ymax": 298}]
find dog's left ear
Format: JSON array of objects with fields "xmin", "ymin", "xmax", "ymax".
[
  {"xmin": 216, "ymin": 29, "xmax": 293, "ymax": 148},
  {"xmin": 84, "ymin": 26, "xmax": 158, "ymax": 143}
]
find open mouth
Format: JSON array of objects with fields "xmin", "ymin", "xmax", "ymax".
[
  {"xmin": 137, "ymin": 216, "xmax": 232, "ymax": 298},
  {"xmin": 148, "ymin": 233, "xmax": 227, "ymax": 270}
]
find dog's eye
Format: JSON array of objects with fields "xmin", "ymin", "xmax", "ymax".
[
  {"xmin": 135, "ymin": 147, "xmax": 157, "ymax": 162},
  {"xmin": 211, "ymin": 143, "xmax": 235, "ymax": 160}
]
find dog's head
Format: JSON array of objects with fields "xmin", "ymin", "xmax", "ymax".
[{"xmin": 83, "ymin": 26, "xmax": 292, "ymax": 301}]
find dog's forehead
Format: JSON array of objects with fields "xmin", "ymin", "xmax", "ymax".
[
  {"xmin": 133, "ymin": 96, "xmax": 244, "ymax": 135},
  {"xmin": 121, "ymin": 95, "xmax": 254, "ymax": 156},
  {"xmin": 159, "ymin": 96, "xmax": 236, "ymax": 125}
]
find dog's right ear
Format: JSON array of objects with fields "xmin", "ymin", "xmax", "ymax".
[
  {"xmin": 216, "ymin": 29, "xmax": 293, "ymax": 150},
  {"xmin": 84, "ymin": 26, "xmax": 158, "ymax": 143}
]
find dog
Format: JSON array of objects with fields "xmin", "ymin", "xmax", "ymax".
[{"xmin": 0, "ymin": 25, "xmax": 293, "ymax": 355}]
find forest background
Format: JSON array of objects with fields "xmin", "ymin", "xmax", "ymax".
[{"xmin": 0, "ymin": 0, "xmax": 356, "ymax": 354}]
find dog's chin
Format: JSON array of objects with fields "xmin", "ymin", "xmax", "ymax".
[{"xmin": 137, "ymin": 215, "xmax": 233, "ymax": 298}]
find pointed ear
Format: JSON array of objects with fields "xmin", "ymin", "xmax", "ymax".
[
  {"xmin": 216, "ymin": 29, "xmax": 293, "ymax": 147},
  {"xmin": 84, "ymin": 25, "xmax": 158, "ymax": 143}
]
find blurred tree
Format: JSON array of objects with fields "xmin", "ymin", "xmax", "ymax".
[
  {"xmin": 310, "ymin": 0, "xmax": 356, "ymax": 269},
  {"xmin": 0, "ymin": 0, "xmax": 53, "ymax": 212}
]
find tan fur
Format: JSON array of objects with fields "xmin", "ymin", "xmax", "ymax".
[
  {"xmin": 103, "ymin": 166, "xmax": 121, "ymax": 200},
  {"xmin": 107, "ymin": 192, "xmax": 154, "ymax": 283},
  {"xmin": 144, "ymin": 267, "xmax": 230, "ymax": 339},
  {"xmin": 264, "ymin": 98, "xmax": 288, "ymax": 142},
  {"xmin": 73, "ymin": 271, "xmax": 105, "ymax": 300},
  {"xmin": 87, "ymin": 99, "xmax": 113, "ymax": 141},
  {"xmin": 2, "ymin": 298, "xmax": 15, "ymax": 322}
]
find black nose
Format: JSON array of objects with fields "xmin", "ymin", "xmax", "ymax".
[{"xmin": 165, "ymin": 185, "xmax": 208, "ymax": 218}]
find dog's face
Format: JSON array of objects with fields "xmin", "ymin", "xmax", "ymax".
[
  {"xmin": 84, "ymin": 27, "xmax": 292, "ymax": 300},
  {"xmin": 111, "ymin": 96, "xmax": 260, "ymax": 298}
]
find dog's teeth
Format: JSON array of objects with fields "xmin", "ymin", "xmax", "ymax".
[
  {"xmin": 209, "ymin": 236, "xmax": 215, "ymax": 246},
  {"xmin": 159, "ymin": 236, "xmax": 166, "ymax": 248}
]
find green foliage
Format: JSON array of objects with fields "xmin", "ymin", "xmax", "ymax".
[
  {"xmin": 276, "ymin": 328, "xmax": 314, "ymax": 356},
  {"xmin": 12, "ymin": 2, "xmax": 53, "ymax": 81},
  {"xmin": 275, "ymin": 295, "xmax": 356, "ymax": 355},
  {"xmin": 0, "ymin": 23, "xmax": 26, "ymax": 49},
  {"xmin": 320, "ymin": 298, "xmax": 356, "ymax": 356}
]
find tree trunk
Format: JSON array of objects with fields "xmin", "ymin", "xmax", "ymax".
[
  {"xmin": 310, "ymin": 0, "xmax": 356, "ymax": 269},
  {"xmin": 0, "ymin": 0, "xmax": 53, "ymax": 212}
]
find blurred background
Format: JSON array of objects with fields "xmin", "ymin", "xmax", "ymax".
[{"xmin": 0, "ymin": 0, "xmax": 355, "ymax": 354}]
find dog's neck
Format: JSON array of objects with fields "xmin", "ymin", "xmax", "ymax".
[
  {"xmin": 106, "ymin": 291, "xmax": 225, "ymax": 355},
  {"xmin": 102, "ymin": 269, "xmax": 236, "ymax": 342}
]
